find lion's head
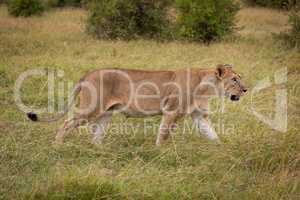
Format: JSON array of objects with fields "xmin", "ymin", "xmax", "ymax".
[{"xmin": 216, "ymin": 64, "xmax": 247, "ymax": 101}]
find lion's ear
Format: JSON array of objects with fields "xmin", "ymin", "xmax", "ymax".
[
  {"xmin": 216, "ymin": 64, "xmax": 226, "ymax": 79},
  {"xmin": 224, "ymin": 64, "xmax": 233, "ymax": 68}
]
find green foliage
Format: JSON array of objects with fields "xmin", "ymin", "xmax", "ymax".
[
  {"xmin": 86, "ymin": 0, "xmax": 240, "ymax": 42},
  {"xmin": 0, "ymin": 70, "xmax": 11, "ymax": 87},
  {"xmin": 31, "ymin": 178, "xmax": 122, "ymax": 200},
  {"xmin": 46, "ymin": 0, "xmax": 83, "ymax": 7},
  {"xmin": 8, "ymin": 0, "xmax": 44, "ymax": 17},
  {"xmin": 175, "ymin": 0, "xmax": 239, "ymax": 42},
  {"xmin": 281, "ymin": 11, "xmax": 300, "ymax": 48},
  {"xmin": 86, "ymin": 0, "xmax": 171, "ymax": 39},
  {"xmin": 243, "ymin": 0, "xmax": 298, "ymax": 9}
]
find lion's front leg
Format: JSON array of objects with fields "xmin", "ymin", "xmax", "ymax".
[
  {"xmin": 156, "ymin": 114, "xmax": 179, "ymax": 146},
  {"xmin": 191, "ymin": 111, "xmax": 219, "ymax": 142}
]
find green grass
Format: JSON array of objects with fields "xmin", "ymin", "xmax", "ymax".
[{"xmin": 0, "ymin": 5, "xmax": 300, "ymax": 200}]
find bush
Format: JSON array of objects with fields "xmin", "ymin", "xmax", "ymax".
[
  {"xmin": 243, "ymin": 0, "xmax": 298, "ymax": 9},
  {"xmin": 282, "ymin": 11, "xmax": 300, "ymax": 48},
  {"xmin": 86, "ymin": 0, "xmax": 240, "ymax": 42},
  {"xmin": 86, "ymin": 0, "xmax": 171, "ymax": 39},
  {"xmin": 8, "ymin": 0, "xmax": 44, "ymax": 17},
  {"xmin": 175, "ymin": 0, "xmax": 239, "ymax": 42},
  {"xmin": 46, "ymin": 0, "xmax": 83, "ymax": 7}
]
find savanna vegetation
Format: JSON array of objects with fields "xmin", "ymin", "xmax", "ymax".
[
  {"xmin": 8, "ymin": 0, "xmax": 45, "ymax": 17},
  {"xmin": 0, "ymin": 1, "xmax": 299, "ymax": 200},
  {"xmin": 281, "ymin": 4, "xmax": 300, "ymax": 48},
  {"xmin": 86, "ymin": 0, "xmax": 172, "ymax": 39},
  {"xmin": 243, "ymin": 0, "xmax": 299, "ymax": 9}
]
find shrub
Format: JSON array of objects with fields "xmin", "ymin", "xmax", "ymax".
[
  {"xmin": 243, "ymin": 0, "xmax": 298, "ymax": 9},
  {"xmin": 86, "ymin": 0, "xmax": 171, "ymax": 39},
  {"xmin": 282, "ymin": 11, "xmax": 300, "ymax": 48},
  {"xmin": 8, "ymin": 0, "xmax": 44, "ymax": 17},
  {"xmin": 175, "ymin": 0, "xmax": 239, "ymax": 42},
  {"xmin": 46, "ymin": 0, "xmax": 83, "ymax": 7}
]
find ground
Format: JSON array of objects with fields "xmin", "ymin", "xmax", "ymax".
[{"xmin": 0, "ymin": 5, "xmax": 299, "ymax": 200}]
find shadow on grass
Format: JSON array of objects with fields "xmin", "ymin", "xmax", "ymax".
[{"xmin": 30, "ymin": 180, "xmax": 122, "ymax": 200}]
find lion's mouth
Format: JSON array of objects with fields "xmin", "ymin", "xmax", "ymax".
[{"xmin": 230, "ymin": 95, "xmax": 240, "ymax": 101}]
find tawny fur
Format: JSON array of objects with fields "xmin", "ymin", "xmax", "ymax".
[{"xmin": 29, "ymin": 64, "xmax": 247, "ymax": 145}]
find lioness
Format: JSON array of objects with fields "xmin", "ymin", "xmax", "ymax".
[{"xmin": 27, "ymin": 64, "xmax": 247, "ymax": 145}]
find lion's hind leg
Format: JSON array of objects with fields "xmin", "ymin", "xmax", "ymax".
[
  {"xmin": 89, "ymin": 112, "xmax": 112, "ymax": 144},
  {"xmin": 55, "ymin": 117, "xmax": 86, "ymax": 144}
]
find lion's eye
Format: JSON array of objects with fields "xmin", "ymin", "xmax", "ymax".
[{"xmin": 232, "ymin": 78, "xmax": 238, "ymax": 82}]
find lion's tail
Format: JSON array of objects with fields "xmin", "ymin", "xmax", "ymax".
[{"xmin": 26, "ymin": 81, "xmax": 82, "ymax": 123}]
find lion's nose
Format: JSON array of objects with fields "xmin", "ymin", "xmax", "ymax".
[{"xmin": 230, "ymin": 95, "xmax": 240, "ymax": 101}]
